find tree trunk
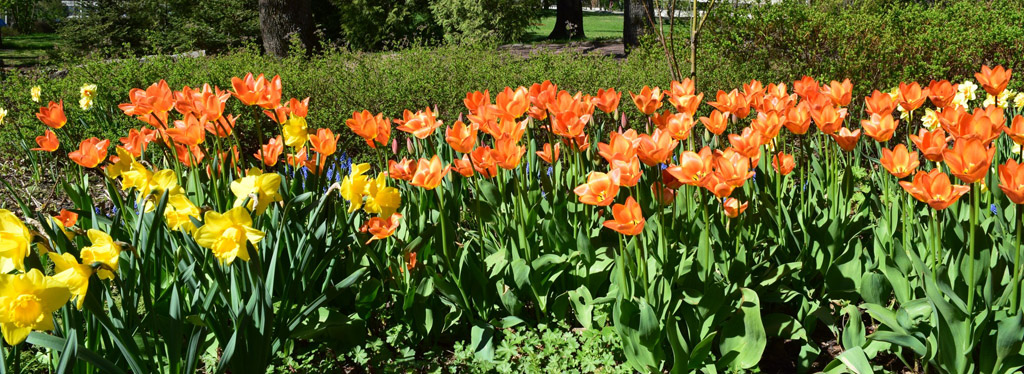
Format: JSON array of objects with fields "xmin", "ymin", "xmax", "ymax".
[
  {"xmin": 258, "ymin": 0, "xmax": 316, "ymax": 57},
  {"xmin": 548, "ymin": 0, "xmax": 586, "ymax": 40},
  {"xmin": 623, "ymin": 0, "xmax": 653, "ymax": 50}
]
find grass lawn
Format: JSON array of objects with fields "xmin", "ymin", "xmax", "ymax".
[
  {"xmin": 526, "ymin": 9, "xmax": 676, "ymax": 42},
  {"xmin": 0, "ymin": 32, "xmax": 59, "ymax": 67}
]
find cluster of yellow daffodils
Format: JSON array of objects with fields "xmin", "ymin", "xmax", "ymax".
[
  {"xmin": 339, "ymin": 163, "xmax": 402, "ymax": 218},
  {"xmin": 108, "ymin": 147, "xmax": 202, "ymax": 233},
  {"xmin": 230, "ymin": 168, "xmax": 283, "ymax": 215}
]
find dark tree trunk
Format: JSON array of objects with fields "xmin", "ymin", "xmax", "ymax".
[
  {"xmin": 623, "ymin": 0, "xmax": 653, "ymax": 50},
  {"xmin": 548, "ymin": 0, "xmax": 585, "ymax": 40},
  {"xmin": 258, "ymin": 0, "xmax": 316, "ymax": 57}
]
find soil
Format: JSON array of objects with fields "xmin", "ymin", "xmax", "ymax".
[{"xmin": 499, "ymin": 40, "xmax": 627, "ymax": 59}]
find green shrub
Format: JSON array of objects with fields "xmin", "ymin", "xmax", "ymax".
[
  {"xmin": 328, "ymin": 0, "xmax": 442, "ymax": 51},
  {"xmin": 430, "ymin": 0, "xmax": 543, "ymax": 44}
]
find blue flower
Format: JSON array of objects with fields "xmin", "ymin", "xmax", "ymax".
[
  {"xmin": 546, "ymin": 166, "xmax": 553, "ymax": 176},
  {"xmin": 991, "ymin": 204, "xmax": 998, "ymax": 215},
  {"xmin": 659, "ymin": 163, "xmax": 668, "ymax": 170}
]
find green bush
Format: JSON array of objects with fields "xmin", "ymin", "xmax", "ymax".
[
  {"xmin": 430, "ymin": 0, "xmax": 543, "ymax": 44},
  {"xmin": 328, "ymin": 0, "xmax": 442, "ymax": 51}
]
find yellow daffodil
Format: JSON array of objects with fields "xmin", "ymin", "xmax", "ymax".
[
  {"xmin": 80, "ymin": 230, "xmax": 121, "ymax": 280},
  {"xmin": 959, "ymin": 80, "xmax": 978, "ymax": 101},
  {"xmin": 0, "ymin": 209, "xmax": 32, "ymax": 274},
  {"xmin": 230, "ymin": 168, "xmax": 283, "ymax": 216},
  {"xmin": 0, "ymin": 269, "xmax": 71, "ymax": 345},
  {"xmin": 921, "ymin": 108, "xmax": 939, "ymax": 130},
  {"xmin": 193, "ymin": 207, "xmax": 264, "ymax": 265},
  {"xmin": 1014, "ymin": 92, "xmax": 1024, "ymax": 110},
  {"xmin": 80, "ymin": 84, "xmax": 97, "ymax": 98},
  {"xmin": 31, "ymin": 86, "xmax": 41, "ymax": 103},
  {"xmin": 108, "ymin": 147, "xmax": 151, "ymax": 191},
  {"xmin": 0, "ymin": 107, "xmax": 7, "ymax": 125},
  {"xmin": 165, "ymin": 193, "xmax": 201, "ymax": 233},
  {"xmin": 47, "ymin": 252, "xmax": 93, "ymax": 310},
  {"xmin": 48, "ymin": 217, "xmax": 73, "ymax": 240},
  {"xmin": 79, "ymin": 96, "xmax": 94, "ymax": 111},
  {"xmin": 282, "ymin": 115, "xmax": 308, "ymax": 148},
  {"xmin": 998, "ymin": 89, "xmax": 1012, "ymax": 108},
  {"xmin": 364, "ymin": 173, "xmax": 402, "ymax": 217},
  {"xmin": 144, "ymin": 169, "xmax": 179, "ymax": 197},
  {"xmin": 983, "ymin": 94, "xmax": 996, "ymax": 108},
  {"xmin": 339, "ymin": 163, "xmax": 372, "ymax": 213}
]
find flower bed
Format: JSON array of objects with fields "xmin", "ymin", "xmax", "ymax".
[{"xmin": 1, "ymin": 67, "xmax": 1023, "ymax": 372}]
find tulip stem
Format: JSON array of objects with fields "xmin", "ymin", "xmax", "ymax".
[
  {"xmin": 1013, "ymin": 203, "xmax": 1022, "ymax": 313},
  {"xmin": 931, "ymin": 209, "xmax": 940, "ymax": 282},
  {"xmin": 967, "ymin": 184, "xmax": 978, "ymax": 336}
]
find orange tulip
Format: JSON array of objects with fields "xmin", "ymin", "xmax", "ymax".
[
  {"xmin": 723, "ymin": 198, "xmax": 749, "ymax": 218},
  {"xmin": 937, "ymin": 105, "xmax": 969, "ymax": 132},
  {"xmin": 361, "ymin": 213, "xmax": 402, "ymax": 244},
  {"xmin": 822, "ymin": 79, "xmax": 853, "ymax": 106},
  {"xmin": 637, "ymin": 129, "xmax": 678, "ymax": 166},
  {"xmin": 186, "ymin": 84, "xmax": 232, "ymax": 122},
  {"xmin": 666, "ymin": 147, "xmax": 714, "ymax": 186},
  {"xmin": 810, "ymin": 103, "xmax": 847, "ymax": 134},
  {"xmin": 537, "ymin": 143, "xmax": 561, "ymax": 164},
  {"xmin": 492, "ymin": 138, "xmax": 526, "ymax": 170},
  {"xmin": 410, "ymin": 155, "xmax": 450, "ymax": 190},
  {"xmin": 173, "ymin": 143, "xmax": 205, "ymax": 167},
  {"xmin": 830, "ymin": 127, "xmax": 861, "ymax": 152},
  {"xmin": 651, "ymin": 182, "xmax": 676, "ymax": 205},
  {"xmin": 347, "ymin": 110, "xmax": 387, "ymax": 148},
  {"xmin": 470, "ymin": 146, "xmax": 499, "ymax": 178},
  {"xmin": 927, "ymin": 80, "xmax": 958, "ymax": 108},
  {"xmin": 699, "ymin": 110, "xmax": 729, "ymax": 135},
  {"xmin": 231, "ymin": 73, "xmax": 282, "ymax": 109},
  {"xmin": 897, "ymin": 82, "xmax": 928, "ymax": 112},
  {"xmin": 593, "ymin": 88, "xmax": 622, "ymax": 114},
  {"xmin": 550, "ymin": 110, "xmax": 589, "ymax": 138},
  {"xmin": 389, "ymin": 158, "xmax": 418, "ymax": 181},
  {"xmin": 948, "ymin": 108, "xmax": 1001, "ymax": 144},
  {"xmin": 597, "ymin": 130, "xmax": 640, "ymax": 164},
  {"xmin": 36, "ymin": 100, "xmax": 67, "ymax": 129},
  {"xmin": 610, "ymin": 157, "xmax": 642, "ymax": 187},
  {"xmin": 527, "ymin": 81, "xmax": 558, "ymax": 120},
  {"xmin": 759, "ymin": 93, "xmax": 792, "ymax": 114},
  {"xmin": 286, "ymin": 147, "xmax": 308, "ymax": 168},
  {"xmin": 308, "ymin": 128, "xmax": 339, "ymax": 157},
  {"xmin": 54, "ymin": 209, "xmax": 78, "ymax": 228},
  {"xmin": 743, "ymin": 79, "xmax": 766, "ymax": 110},
  {"xmin": 204, "ymin": 114, "xmax": 236, "ymax": 138},
  {"xmin": 880, "ymin": 145, "xmax": 920, "ymax": 179},
  {"xmin": 752, "ymin": 111, "xmax": 784, "ymax": 139},
  {"xmin": 1006, "ymin": 115, "xmax": 1024, "ymax": 145},
  {"xmin": 783, "ymin": 101, "xmax": 812, "ymax": 135},
  {"xmin": 860, "ymin": 113, "xmax": 899, "ymax": 142},
  {"xmin": 900, "ymin": 169, "xmax": 970, "ymax": 210},
  {"xmin": 602, "ymin": 196, "xmax": 645, "ymax": 236},
  {"xmin": 566, "ymin": 134, "xmax": 591, "ymax": 152},
  {"xmin": 864, "ymin": 90, "xmax": 896, "ymax": 117},
  {"xmin": 998, "ymin": 159, "xmax": 1024, "ymax": 204},
  {"xmin": 452, "ymin": 154, "xmax": 475, "ymax": 177},
  {"xmin": 772, "ymin": 152, "xmax": 795, "ymax": 175},
  {"xmin": 255, "ymin": 136, "xmax": 284, "ymax": 167},
  {"xmin": 118, "ymin": 128, "xmax": 151, "ymax": 157},
  {"xmin": 395, "ymin": 108, "xmax": 442, "ymax": 139},
  {"xmin": 668, "ymin": 79, "xmax": 703, "ymax": 115},
  {"xmin": 708, "ymin": 89, "xmax": 750, "ymax": 119},
  {"xmin": 69, "ymin": 138, "xmax": 109, "ymax": 168},
  {"xmin": 910, "ymin": 128, "xmax": 948, "ymax": 162},
  {"xmin": 166, "ymin": 114, "xmax": 207, "ymax": 146},
  {"xmin": 574, "ymin": 169, "xmax": 621, "ymax": 206},
  {"xmin": 943, "ymin": 138, "xmax": 995, "ymax": 184},
  {"xmin": 975, "ymin": 65, "xmax": 1012, "ymax": 96},
  {"xmin": 728, "ymin": 127, "xmax": 762, "ymax": 159},
  {"xmin": 793, "ymin": 76, "xmax": 820, "ymax": 99},
  {"xmin": 653, "ymin": 111, "xmax": 696, "ymax": 140},
  {"xmin": 713, "ymin": 149, "xmax": 755, "ymax": 188},
  {"xmin": 464, "ymin": 90, "xmax": 490, "ymax": 114},
  {"xmin": 120, "ymin": 80, "xmax": 174, "ymax": 119},
  {"xmin": 630, "ymin": 86, "xmax": 664, "ymax": 115},
  {"xmin": 263, "ymin": 96, "xmax": 308, "ymax": 124},
  {"xmin": 495, "ymin": 86, "xmax": 530, "ymax": 120},
  {"xmin": 445, "ymin": 120, "xmax": 478, "ymax": 153},
  {"xmin": 32, "ymin": 130, "xmax": 59, "ymax": 152},
  {"xmin": 702, "ymin": 172, "xmax": 735, "ymax": 198}
]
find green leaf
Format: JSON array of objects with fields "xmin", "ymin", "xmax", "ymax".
[
  {"xmin": 27, "ymin": 332, "xmax": 126, "ymax": 374},
  {"xmin": 718, "ymin": 288, "xmax": 766, "ymax": 370},
  {"xmin": 470, "ymin": 320, "xmax": 495, "ymax": 361}
]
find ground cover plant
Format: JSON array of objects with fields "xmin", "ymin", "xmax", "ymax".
[{"xmin": 0, "ymin": 62, "xmax": 1023, "ymax": 372}]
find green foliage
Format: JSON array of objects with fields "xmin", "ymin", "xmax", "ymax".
[
  {"xmin": 450, "ymin": 323, "xmax": 629, "ymax": 373},
  {"xmin": 328, "ymin": 0, "xmax": 442, "ymax": 51},
  {"xmin": 55, "ymin": 0, "xmax": 260, "ymax": 57},
  {"xmin": 430, "ymin": 0, "xmax": 543, "ymax": 45}
]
